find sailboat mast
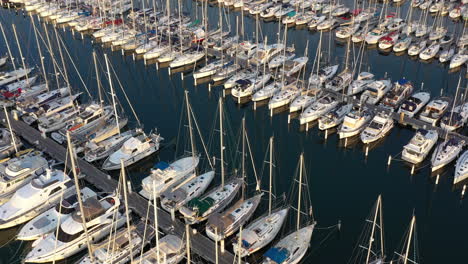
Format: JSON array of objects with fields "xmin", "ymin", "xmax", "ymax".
[
  {"xmin": 104, "ymin": 54, "xmax": 121, "ymax": 136},
  {"xmin": 0, "ymin": 23, "xmax": 16, "ymax": 71},
  {"xmin": 93, "ymin": 51, "xmax": 103, "ymax": 108},
  {"xmin": 30, "ymin": 15, "xmax": 49, "ymax": 91},
  {"xmin": 43, "ymin": 23, "xmax": 60, "ymax": 89},
  {"xmin": 185, "ymin": 90, "xmax": 196, "ymax": 157},
  {"xmin": 53, "ymin": 27, "xmax": 70, "ymax": 90},
  {"xmin": 219, "ymin": 97, "xmax": 225, "ymax": 188},
  {"xmin": 297, "ymin": 153, "xmax": 304, "ymax": 231},
  {"xmin": 365, "ymin": 195, "xmax": 382, "ymax": 264},
  {"xmin": 3, "ymin": 106, "xmax": 17, "ymax": 153},
  {"xmin": 403, "ymin": 215, "xmax": 416, "ymax": 264},
  {"xmin": 269, "ymin": 136, "xmax": 273, "ymax": 215},
  {"xmin": 152, "ymin": 180, "xmax": 161, "ymax": 264},
  {"xmin": 12, "ymin": 24, "xmax": 30, "ymax": 87},
  {"xmin": 242, "ymin": 117, "xmax": 246, "ymax": 185},
  {"xmin": 120, "ymin": 160, "xmax": 134, "ymax": 263}
]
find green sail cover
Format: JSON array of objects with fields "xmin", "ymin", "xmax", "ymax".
[{"xmin": 187, "ymin": 197, "xmax": 215, "ymax": 215}]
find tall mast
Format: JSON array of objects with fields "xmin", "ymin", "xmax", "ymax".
[
  {"xmin": 43, "ymin": 23, "xmax": 60, "ymax": 89},
  {"xmin": 54, "ymin": 26, "xmax": 70, "ymax": 90},
  {"xmin": 93, "ymin": 51, "xmax": 103, "ymax": 108},
  {"xmin": 241, "ymin": 117, "xmax": 246, "ymax": 198},
  {"xmin": 104, "ymin": 54, "xmax": 121, "ymax": 135},
  {"xmin": 12, "ymin": 24, "xmax": 30, "ymax": 87},
  {"xmin": 66, "ymin": 132, "xmax": 94, "ymax": 263},
  {"xmin": 120, "ymin": 160, "xmax": 134, "ymax": 263},
  {"xmin": 219, "ymin": 97, "xmax": 225, "ymax": 188},
  {"xmin": 0, "ymin": 23, "xmax": 16, "ymax": 71},
  {"xmin": 366, "ymin": 195, "xmax": 382, "ymax": 264},
  {"xmin": 297, "ymin": 153, "xmax": 304, "ymax": 231},
  {"xmin": 3, "ymin": 107, "xmax": 18, "ymax": 153},
  {"xmin": 403, "ymin": 215, "xmax": 416, "ymax": 264},
  {"xmin": 185, "ymin": 90, "xmax": 196, "ymax": 157},
  {"xmin": 30, "ymin": 14, "xmax": 49, "ymax": 91},
  {"xmin": 268, "ymin": 136, "xmax": 273, "ymax": 215},
  {"xmin": 152, "ymin": 179, "xmax": 161, "ymax": 264}
]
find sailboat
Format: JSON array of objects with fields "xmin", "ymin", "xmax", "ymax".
[{"xmin": 391, "ymin": 214, "xmax": 420, "ymax": 264}]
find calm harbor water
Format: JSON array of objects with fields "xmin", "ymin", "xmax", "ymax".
[{"xmin": 0, "ymin": 1, "xmax": 467, "ymax": 263}]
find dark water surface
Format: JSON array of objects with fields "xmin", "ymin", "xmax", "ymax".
[{"xmin": 0, "ymin": 1, "xmax": 467, "ymax": 263}]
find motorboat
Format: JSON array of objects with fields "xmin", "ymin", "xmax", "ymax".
[
  {"xmin": 454, "ymin": 150, "xmax": 468, "ymax": 184},
  {"xmin": 25, "ymin": 195, "xmax": 126, "ymax": 263},
  {"xmin": 360, "ymin": 112, "xmax": 394, "ymax": 144},
  {"xmin": 318, "ymin": 103, "xmax": 353, "ymax": 130},
  {"xmin": 431, "ymin": 137, "xmax": 465, "ymax": 171},
  {"xmin": 0, "ymin": 169, "xmax": 75, "ymax": 229},
  {"xmin": 402, "ymin": 129, "xmax": 439, "ymax": 164},
  {"xmin": 0, "ymin": 150, "xmax": 48, "ymax": 204},
  {"xmin": 398, "ymin": 92, "xmax": 431, "ymax": 117},
  {"xmin": 132, "ymin": 235, "xmax": 185, "ymax": 264},
  {"xmin": 440, "ymin": 102, "xmax": 468, "ymax": 131},
  {"xmin": 262, "ymin": 224, "xmax": 315, "ymax": 264},
  {"xmin": 17, "ymin": 187, "xmax": 97, "ymax": 241},
  {"xmin": 206, "ymin": 194, "xmax": 262, "ymax": 241},
  {"xmin": 338, "ymin": 107, "xmax": 373, "ymax": 138},
  {"xmin": 380, "ymin": 79, "xmax": 414, "ymax": 109},
  {"xmin": 160, "ymin": 170, "xmax": 215, "ymax": 213},
  {"xmin": 378, "ymin": 31, "xmax": 399, "ymax": 50},
  {"xmin": 360, "ymin": 79, "xmax": 392, "ymax": 105},
  {"xmin": 299, "ymin": 95, "xmax": 339, "ymax": 124},
  {"xmin": 232, "ymin": 207, "xmax": 289, "ymax": 257},
  {"xmin": 365, "ymin": 27, "xmax": 387, "ymax": 45},
  {"xmin": 419, "ymin": 41, "xmax": 440, "ymax": 60},
  {"xmin": 348, "ymin": 72, "xmax": 375, "ymax": 95},
  {"xmin": 102, "ymin": 132, "xmax": 163, "ymax": 170},
  {"xmin": 84, "ymin": 129, "xmax": 141, "ymax": 162},
  {"xmin": 419, "ymin": 97, "xmax": 452, "ymax": 125},
  {"xmin": 408, "ymin": 39, "xmax": 428, "ymax": 56},
  {"xmin": 179, "ymin": 178, "xmax": 242, "ymax": 224},
  {"xmin": 140, "ymin": 156, "xmax": 199, "ymax": 199}
]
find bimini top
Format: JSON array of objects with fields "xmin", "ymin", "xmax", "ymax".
[{"xmin": 264, "ymin": 247, "xmax": 289, "ymax": 264}]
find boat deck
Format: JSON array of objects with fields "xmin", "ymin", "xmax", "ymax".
[{"xmin": 0, "ymin": 111, "xmax": 237, "ymax": 264}]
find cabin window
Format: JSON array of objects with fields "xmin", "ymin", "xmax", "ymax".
[
  {"xmin": 49, "ymin": 186, "xmax": 63, "ymax": 196},
  {"xmin": 57, "ymin": 226, "xmax": 84, "ymax": 242}
]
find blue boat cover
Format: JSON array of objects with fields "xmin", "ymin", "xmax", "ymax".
[
  {"xmin": 398, "ymin": 78, "xmax": 408, "ymax": 85},
  {"xmin": 223, "ymin": 61, "xmax": 234, "ymax": 68},
  {"xmin": 154, "ymin": 161, "xmax": 170, "ymax": 170},
  {"xmin": 242, "ymin": 239, "xmax": 250, "ymax": 247},
  {"xmin": 263, "ymin": 247, "xmax": 289, "ymax": 263},
  {"xmin": 236, "ymin": 79, "xmax": 252, "ymax": 85}
]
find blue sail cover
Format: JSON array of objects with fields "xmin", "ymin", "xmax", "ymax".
[
  {"xmin": 263, "ymin": 247, "xmax": 289, "ymax": 264},
  {"xmin": 397, "ymin": 78, "xmax": 409, "ymax": 85},
  {"xmin": 154, "ymin": 161, "xmax": 170, "ymax": 170}
]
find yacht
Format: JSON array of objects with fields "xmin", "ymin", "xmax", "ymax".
[
  {"xmin": 439, "ymin": 45, "xmax": 456, "ymax": 63},
  {"xmin": 393, "ymin": 34, "xmax": 413, "ymax": 52},
  {"xmin": 449, "ymin": 49, "xmax": 468, "ymax": 69},
  {"xmin": 318, "ymin": 103, "xmax": 353, "ymax": 130},
  {"xmin": 280, "ymin": 57, "xmax": 309, "ymax": 77},
  {"xmin": 193, "ymin": 60, "xmax": 232, "ymax": 79},
  {"xmin": 408, "ymin": 39, "xmax": 427, "ymax": 56},
  {"xmin": 170, "ymin": 48, "xmax": 205, "ymax": 68},
  {"xmin": 431, "ymin": 137, "xmax": 465, "ymax": 171},
  {"xmin": 419, "ymin": 97, "xmax": 452, "ymax": 126},
  {"xmin": 0, "ymin": 128, "xmax": 22, "ymax": 159},
  {"xmin": 289, "ymin": 92, "xmax": 317, "ymax": 113},
  {"xmin": 102, "ymin": 132, "xmax": 163, "ymax": 170},
  {"xmin": 268, "ymin": 52, "xmax": 296, "ymax": 69},
  {"xmin": 0, "ymin": 67, "xmax": 34, "ymax": 86},
  {"xmin": 348, "ymin": 72, "xmax": 375, "ymax": 95},
  {"xmin": 380, "ymin": 79, "xmax": 414, "ymax": 109},
  {"xmin": 454, "ymin": 150, "xmax": 468, "ymax": 184},
  {"xmin": 140, "ymin": 156, "xmax": 199, "ymax": 199},
  {"xmin": 233, "ymin": 207, "xmax": 289, "ymax": 257},
  {"xmin": 338, "ymin": 107, "xmax": 373, "ymax": 139},
  {"xmin": 308, "ymin": 15, "xmax": 326, "ymax": 29},
  {"xmin": 179, "ymin": 178, "xmax": 242, "ymax": 224},
  {"xmin": 231, "ymin": 73, "xmax": 272, "ymax": 100},
  {"xmin": 212, "ymin": 63, "xmax": 241, "ymax": 82},
  {"xmin": 160, "ymin": 170, "xmax": 215, "ymax": 213},
  {"xmin": 361, "ymin": 112, "xmax": 394, "ymax": 144},
  {"xmin": 0, "ymin": 169, "xmax": 75, "ymax": 229},
  {"xmin": 440, "ymin": 102, "xmax": 468, "ymax": 131},
  {"xmin": 299, "ymin": 95, "xmax": 338, "ymax": 125},
  {"xmin": 0, "ymin": 150, "xmax": 48, "ymax": 204},
  {"xmin": 361, "ymin": 79, "xmax": 392, "ymax": 105},
  {"xmin": 37, "ymin": 106, "xmax": 82, "ymax": 133},
  {"xmin": 57, "ymin": 104, "xmax": 113, "ymax": 140},
  {"xmin": 25, "ymin": 93, "xmax": 81, "ymax": 123},
  {"xmin": 206, "ymin": 194, "xmax": 262, "ymax": 241},
  {"xmin": 365, "ymin": 27, "xmax": 387, "ymax": 45},
  {"xmin": 17, "ymin": 187, "xmax": 96, "ymax": 241},
  {"xmin": 325, "ymin": 70, "xmax": 353, "ymax": 92},
  {"xmin": 25, "ymin": 195, "xmax": 126, "ymax": 263},
  {"xmin": 419, "ymin": 41, "xmax": 440, "ymax": 60},
  {"xmin": 378, "ymin": 31, "xmax": 400, "ymax": 50},
  {"xmin": 250, "ymin": 44, "xmax": 285, "ymax": 66},
  {"xmin": 252, "ymin": 82, "xmax": 282, "ymax": 102},
  {"xmin": 308, "ymin": 65, "xmax": 339, "ymax": 87},
  {"xmin": 268, "ymin": 84, "xmax": 301, "ymax": 109},
  {"xmin": 398, "ymin": 92, "xmax": 431, "ymax": 118},
  {"xmin": 224, "ymin": 69, "xmax": 256, "ymax": 89},
  {"xmin": 84, "ymin": 129, "xmax": 141, "ymax": 162},
  {"xmin": 402, "ymin": 129, "xmax": 439, "ymax": 164},
  {"xmin": 132, "ymin": 235, "xmax": 185, "ymax": 264},
  {"xmin": 262, "ymin": 224, "xmax": 315, "ymax": 264}
]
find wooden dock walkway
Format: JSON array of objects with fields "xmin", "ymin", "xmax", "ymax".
[{"xmin": 0, "ymin": 112, "xmax": 237, "ymax": 264}]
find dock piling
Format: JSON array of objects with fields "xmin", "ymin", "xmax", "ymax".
[
  {"xmin": 387, "ymin": 155, "xmax": 392, "ymax": 166},
  {"xmin": 288, "ymin": 114, "xmax": 291, "ymax": 124},
  {"xmin": 171, "ymin": 208, "xmax": 175, "ymax": 221},
  {"xmin": 181, "ymin": 72, "xmax": 184, "ymax": 80},
  {"xmin": 436, "ymin": 175, "xmax": 440, "ymax": 185},
  {"xmin": 306, "ymin": 123, "xmax": 309, "ymax": 132},
  {"xmin": 254, "ymin": 102, "xmax": 257, "ymax": 110},
  {"xmin": 462, "ymin": 185, "xmax": 466, "ymax": 198},
  {"xmin": 325, "ymin": 129, "xmax": 328, "ymax": 139},
  {"xmin": 411, "ymin": 165, "xmax": 415, "ymax": 175},
  {"xmin": 365, "ymin": 146, "xmax": 369, "ymax": 157}
]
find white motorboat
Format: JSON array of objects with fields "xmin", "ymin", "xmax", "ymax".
[
  {"xmin": 233, "ymin": 207, "xmax": 289, "ymax": 257},
  {"xmin": 398, "ymin": 92, "xmax": 431, "ymax": 118},
  {"xmin": 84, "ymin": 129, "xmax": 141, "ymax": 162},
  {"xmin": 361, "ymin": 112, "xmax": 394, "ymax": 144},
  {"xmin": 299, "ymin": 95, "xmax": 338, "ymax": 124},
  {"xmin": 102, "ymin": 132, "xmax": 163, "ymax": 170},
  {"xmin": 25, "ymin": 195, "xmax": 126, "ymax": 263},
  {"xmin": 179, "ymin": 178, "xmax": 242, "ymax": 224},
  {"xmin": 402, "ymin": 129, "xmax": 439, "ymax": 164},
  {"xmin": 348, "ymin": 72, "xmax": 375, "ymax": 95},
  {"xmin": 160, "ymin": 170, "xmax": 215, "ymax": 212},
  {"xmin": 454, "ymin": 150, "xmax": 468, "ymax": 184},
  {"xmin": 0, "ymin": 169, "xmax": 75, "ymax": 229},
  {"xmin": 440, "ymin": 102, "xmax": 468, "ymax": 131},
  {"xmin": 361, "ymin": 79, "xmax": 392, "ymax": 105},
  {"xmin": 132, "ymin": 235, "xmax": 185, "ymax": 264},
  {"xmin": 419, "ymin": 97, "xmax": 452, "ymax": 125},
  {"xmin": 338, "ymin": 107, "xmax": 374, "ymax": 139},
  {"xmin": 318, "ymin": 103, "xmax": 353, "ymax": 130},
  {"xmin": 262, "ymin": 224, "xmax": 315, "ymax": 264},
  {"xmin": 206, "ymin": 193, "xmax": 262, "ymax": 241},
  {"xmin": 140, "ymin": 156, "xmax": 199, "ymax": 199},
  {"xmin": 17, "ymin": 187, "xmax": 96, "ymax": 241},
  {"xmin": 419, "ymin": 41, "xmax": 440, "ymax": 60},
  {"xmin": 0, "ymin": 150, "xmax": 48, "ymax": 204},
  {"xmin": 431, "ymin": 137, "xmax": 465, "ymax": 171},
  {"xmin": 380, "ymin": 78, "xmax": 414, "ymax": 109},
  {"xmin": 408, "ymin": 39, "xmax": 428, "ymax": 56}
]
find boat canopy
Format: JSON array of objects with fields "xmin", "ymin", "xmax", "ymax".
[
  {"xmin": 187, "ymin": 197, "xmax": 215, "ymax": 215},
  {"xmin": 263, "ymin": 247, "xmax": 289, "ymax": 263},
  {"xmin": 154, "ymin": 161, "xmax": 170, "ymax": 171},
  {"xmin": 397, "ymin": 78, "xmax": 409, "ymax": 85}
]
